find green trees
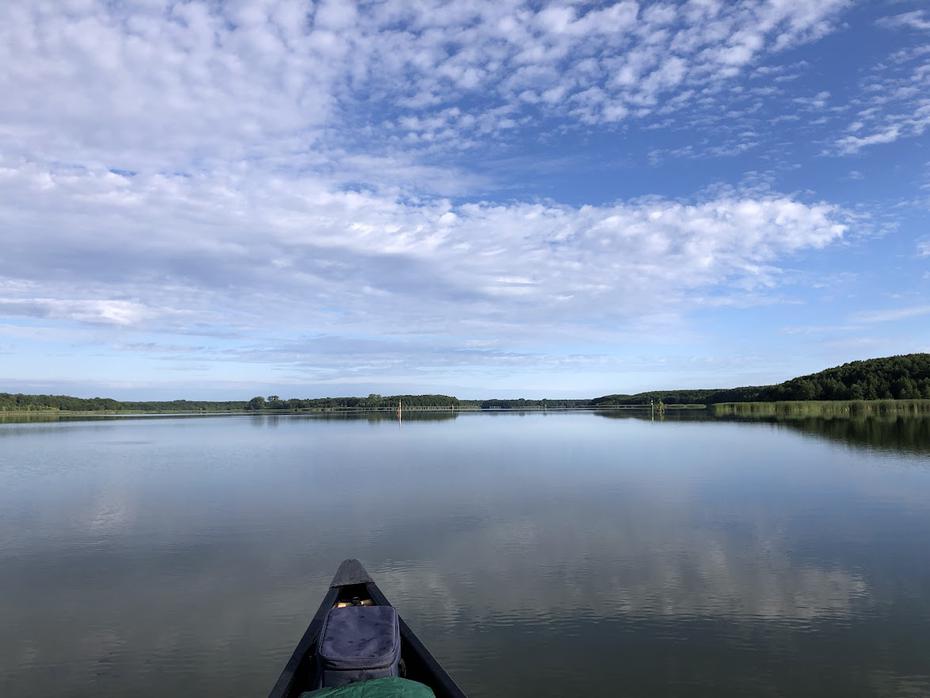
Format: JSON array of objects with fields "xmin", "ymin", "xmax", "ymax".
[
  {"xmin": 0, "ymin": 394, "xmax": 250, "ymax": 412},
  {"xmin": 479, "ymin": 398, "xmax": 589, "ymax": 409},
  {"xmin": 592, "ymin": 353, "xmax": 930, "ymax": 405},
  {"xmin": 237, "ymin": 393, "xmax": 462, "ymax": 411},
  {"xmin": 758, "ymin": 354, "xmax": 930, "ymax": 402},
  {"xmin": 0, "ymin": 393, "xmax": 122, "ymax": 411}
]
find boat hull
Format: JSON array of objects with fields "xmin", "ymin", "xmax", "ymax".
[{"xmin": 269, "ymin": 560, "xmax": 466, "ymax": 698}]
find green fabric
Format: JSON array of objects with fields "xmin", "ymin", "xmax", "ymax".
[{"xmin": 300, "ymin": 677, "xmax": 435, "ymax": 698}]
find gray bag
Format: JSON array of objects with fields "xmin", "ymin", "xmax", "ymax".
[{"xmin": 318, "ymin": 605, "xmax": 401, "ymax": 688}]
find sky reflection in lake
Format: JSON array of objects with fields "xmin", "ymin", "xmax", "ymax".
[{"xmin": 1, "ymin": 412, "xmax": 929, "ymax": 697}]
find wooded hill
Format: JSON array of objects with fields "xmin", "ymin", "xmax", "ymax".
[
  {"xmin": 592, "ymin": 353, "xmax": 930, "ymax": 406},
  {"xmin": 3, "ymin": 353, "xmax": 929, "ymax": 412}
]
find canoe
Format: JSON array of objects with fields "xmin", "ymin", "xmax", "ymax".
[{"xmin": 269, "ymin": 559, "xmax": 466, "ymax": 698}]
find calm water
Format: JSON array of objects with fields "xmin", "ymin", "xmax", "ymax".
[{"xmin": 1, "ymin": 412, "xmax": 929, "ymax": 697}]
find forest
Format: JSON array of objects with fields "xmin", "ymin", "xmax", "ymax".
[
  {"xmin": 0, "ymin": 394, "xmax": 248, "ymax": 412},
  {"xmin": 244, "ymin": 394, "xmax": 462, "ymax": 411},
  {"xmin": 591, "ymin": 353, "xmax": 930, "ymax": 406}
]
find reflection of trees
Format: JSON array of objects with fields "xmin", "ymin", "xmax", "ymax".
[
  {"xmin": 592, "ymin": 410, "xmax": 930, "ymax": 456},
  {"xmin": 773, "ymin": 415, "xmax": 930, "ymax": 456},
  {"xmin": 267, "ymin": 411, "xmax": 460, "ymax": 423},
  {"xmin": 0, "ymin": 412, "xmax": 62, "ymax": 424},
  {"xmin": 592, "ymin": 409, "xmax": 713, "ymax": 422}
]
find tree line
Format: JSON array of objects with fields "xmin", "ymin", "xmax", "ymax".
[
  {"xmin": 244, "ymin": 394, "xmax": 462, "ymax": 410},
  {"xmin": 0, "ymin": 393, "xmax": 248, "ymax": 412},
  {"xmin": 3, "ymin": 354, "xmax": 929, "ymax": 412}
]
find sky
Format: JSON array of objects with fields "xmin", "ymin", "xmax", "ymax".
[{"xmin": 1, "ymin": 0, "xmax": 929, "ymax": 400}]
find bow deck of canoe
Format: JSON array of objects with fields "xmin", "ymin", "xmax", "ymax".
[{"xmin": 269, "ymin": 559, "xmax": 466, "ymax": 698}]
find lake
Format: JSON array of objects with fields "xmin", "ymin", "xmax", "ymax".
[{"xmin": 1, "ymin": 411, "xmax": 929, "ymax": 697}]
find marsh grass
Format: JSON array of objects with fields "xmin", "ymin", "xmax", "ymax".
[{"xmin": 712, "ymin": 399, "xmax": 930, "ymax": 418}]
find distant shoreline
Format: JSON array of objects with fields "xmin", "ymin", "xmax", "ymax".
[
  {"xmin": 0, "ymin": 403, "xmax": 707, "ymax": 417},
  {"xmin": 3, "ymin": 399, "xmax": 930, "ymax": 421},
  {"xmin": 4, "ymin": 352, "xmax": 930, "ymax": 416}
]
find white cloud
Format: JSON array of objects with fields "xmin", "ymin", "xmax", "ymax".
[
  {"xmin": 837, "ymin": 117, "xmax": 930, "ymax": 154},
  {"xmin": 0, "ymin": 0, "xmax": 348, "ymax": 171},
  {"xmin": 0, "ymin": 0, "xmax": 852, "ymax": 169},
  {"xmin": 0, "ymin": 298, "xmax": 151, "ymax": 326},
  {"xmin": 836, "ymin": 125, "xmax": 904, "ymax": 153},
  {"xmin": 833, "ymin": 26, "xmax": 930, "ymax": 154},
  {"xmin": 0, "ymin": 158, "xmax": 847, "ymax": 342},
  {"xmin": 877, "ymin": 10, "xmax": 930, "ymax": 32},
  {"xmin": 851, "ymin": 305, "xmax": 930, "ymax": 324}
]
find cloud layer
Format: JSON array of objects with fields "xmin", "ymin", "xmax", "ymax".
[
  {"xmin": 2, "ymin": 0, "xmax": 853, "ymax": 168},
  {"xmin": 834, "ymin": 13, "xmax": 930, "ymax": 154},
  {"xmin": 0, "ymin": 158, "xmax": 846, "ymax": 340}
]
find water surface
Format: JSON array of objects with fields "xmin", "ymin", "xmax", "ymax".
[{"xmin": 1, "ymin": 412, "xmax": 929, "ymax": 697}]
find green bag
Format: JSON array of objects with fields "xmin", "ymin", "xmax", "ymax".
[{"xmin": 301, "ymin": 677, "xmax": 435, "ymax": 698}]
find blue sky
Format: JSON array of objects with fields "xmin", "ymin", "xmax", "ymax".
[{"xmin": 1, "ymin": 0, "xmax": 929, "ymax": 400}]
